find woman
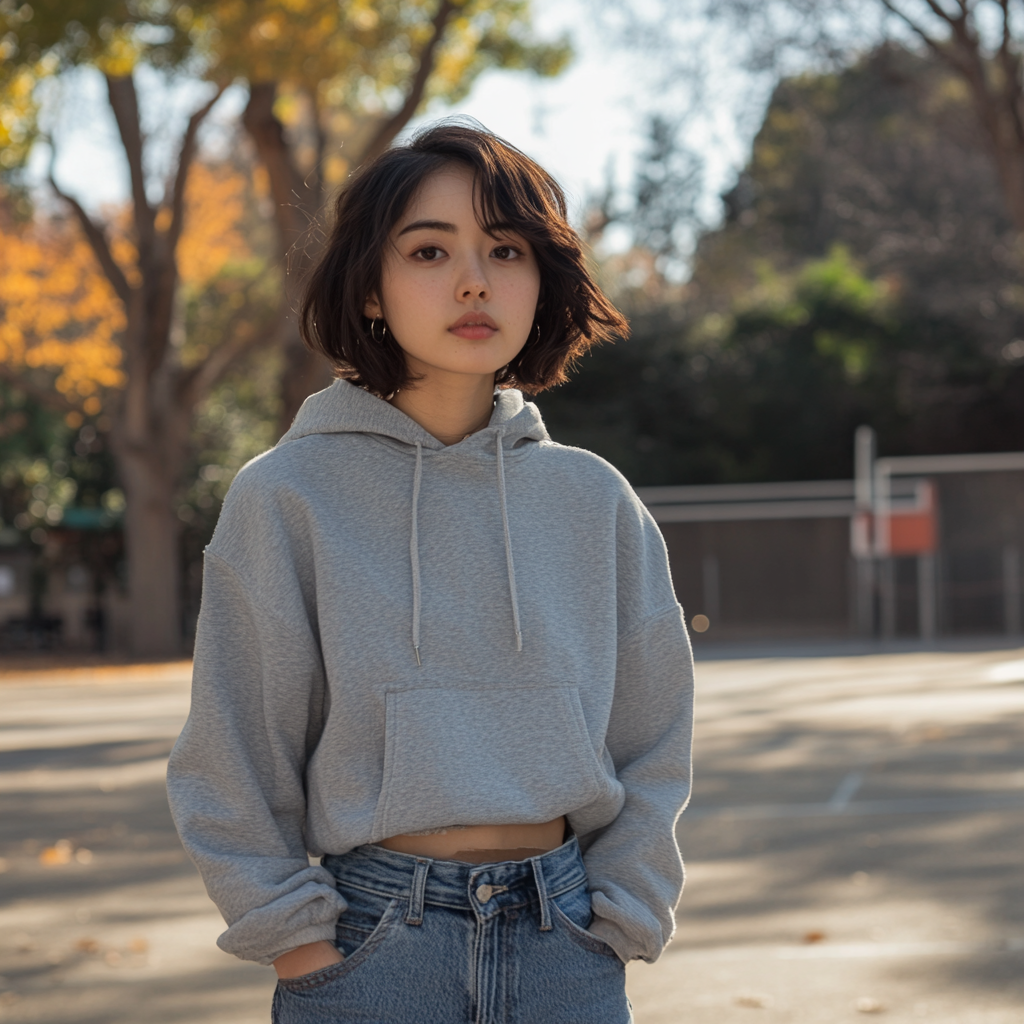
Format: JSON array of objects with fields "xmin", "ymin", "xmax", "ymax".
[{"xmin": 167, "ymin": 122, "xmax": 694, "ymax": 1024}]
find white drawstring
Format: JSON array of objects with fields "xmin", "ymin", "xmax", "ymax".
[
  {"xmin": 495, "ymin": 429, "xmax": 523, "ymax": 653},
  {"xmin": 408, "ymin": 430, "xmax": 523, "ymax": 664},
  {"xmin": 410, "ymin": 441, "xmax": 423, "ymax": 666}
]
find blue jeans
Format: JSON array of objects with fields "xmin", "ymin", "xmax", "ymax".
[{"xmin": 272, "ymin": 836, "xmax": 632, "ymax": 1024}]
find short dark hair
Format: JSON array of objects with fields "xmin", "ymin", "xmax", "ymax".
[{"xmin": 299, "ymin": 121, "xmax": 628, "ymax": 396}]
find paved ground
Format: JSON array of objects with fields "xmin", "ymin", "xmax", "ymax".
[{"xmin": 0, "ymin": 647, "xmax": 1021, "ymax": 1023}]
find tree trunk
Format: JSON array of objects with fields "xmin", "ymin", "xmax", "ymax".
[
  {"xmin": 72, "ymin": 74, "xmax": 231, "ymax": 657},
  {"xmin": 116, "ymin": 445, "xmax": 183, "ymax": 657},
  {"xmin": 243, "ymin": 83, "xmax": 333, "ymax": 436}
]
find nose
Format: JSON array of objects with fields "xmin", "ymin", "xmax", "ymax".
[{"xmin": 456, "ymin": 254, "xmax": 490, "ymax": 302}]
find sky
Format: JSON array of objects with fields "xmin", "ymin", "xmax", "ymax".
[{"xmin": 28, "ymin": 0, "xmax": 762, "ymax": 248}]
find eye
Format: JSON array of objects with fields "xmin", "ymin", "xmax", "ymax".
[
  {"xmin": 414, "ymin": 246, "xmax": 445, "ymax": 261},
  {"xmin": 491, "ymin": 244, "xmax": 522, "ymax": 261}
]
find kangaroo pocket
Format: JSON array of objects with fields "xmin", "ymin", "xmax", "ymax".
[{"xmin": 371, "ymin": 683, "xmax": 608, "ymax": 841}]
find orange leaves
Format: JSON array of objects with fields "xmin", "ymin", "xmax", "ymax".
[
  {"xmin": 0, "ymin": 213, "xmax": 126, "ymax": 404},
  {"xmin": 178, "ymin": 162, "xmax": 252, "ymax": 287}
]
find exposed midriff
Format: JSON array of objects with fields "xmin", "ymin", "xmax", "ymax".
[{"xmin": 377, "ymin": 816, "xmax": 567, "ymax": 864}]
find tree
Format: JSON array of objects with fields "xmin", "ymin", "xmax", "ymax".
[
  {"xmin": 626, "ymin": 0, "xmax": 1024, "ymax": 243},
  {"xmin": 870, "ymin": 0, "xmax": 1024, "ymax": 235},
  {"xmin": 693, "ymin": 45, "xmax": 1024, "ymax": 356},
  {"xmin": 0, "ymin": 0, "xmax": 568, "ymax": 655}
]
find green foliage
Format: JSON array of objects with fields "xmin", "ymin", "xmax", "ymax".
[
  {"xmin": 541, "ymin": 246, "xmax": 1024, "ymax": 485},
  {"xmin": 0, "ymin": 383, "xmax": 124, "ymax": 615},
  {"xmin": 705, "ymin": 45, "xmax": 1022, "ymax": 356},
  {"xmin": 0, "ymin": 383, "xmax": 121, "ymax": 539}
]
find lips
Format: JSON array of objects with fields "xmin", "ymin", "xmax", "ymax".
[{"xmin": 448, "ymin": 311, "xmax": 498, "ymax": 340}]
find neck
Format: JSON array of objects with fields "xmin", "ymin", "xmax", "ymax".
[{"xmin": 390, "ymin": 368, "xmax": 497, "ymax": 446}]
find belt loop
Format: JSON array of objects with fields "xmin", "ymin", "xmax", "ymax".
[
  {"xmin": 530, "ymin": 855, "xmax": 553, "ymax": 932},
  {"xmin": 405, "ymin": 858, "xmax": 430, "ymax": 925}
]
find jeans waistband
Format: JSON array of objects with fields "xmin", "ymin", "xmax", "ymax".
[{"xmin": 322, "ymin": 836, "xmax": 587, "ymax": 930}]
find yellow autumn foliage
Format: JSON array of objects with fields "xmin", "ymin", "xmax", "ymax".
[
  {"xmin": 179, "ymin": 162, "xmax": 252, "ymax": 286},
  {"xmin": 0, "ymin": 214, "xmax": 126, "ymax": 401}
]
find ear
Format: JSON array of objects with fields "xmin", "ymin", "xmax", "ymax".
[{"xmin": 364, "ymin": 293, "xmax": 383, "ymax": 319}]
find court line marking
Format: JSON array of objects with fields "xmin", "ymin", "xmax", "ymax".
[{"xmin": 826, "ymin": 770, "xmax": 866, "ymax": 811}]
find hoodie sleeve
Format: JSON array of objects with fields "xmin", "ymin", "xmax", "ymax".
[
  {"xmin": 165, "ymin": 547, "xmax": 347, "ymax": 965},
  {"xmin": 581, "ymin": 493, "xmax": 695, "ymax": 965}
]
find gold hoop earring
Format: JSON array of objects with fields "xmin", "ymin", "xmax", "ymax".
[{"xmin": 370, "ymin": 318, "xmax": 388, "ymax": 343}]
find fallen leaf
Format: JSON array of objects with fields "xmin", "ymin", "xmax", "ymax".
[
  {"xmin": 39, "ymin": 841, "xmax": 73, "ymax": 866},
  {"xmin": 803, "ymin": 930, "xmax": 827, "ymax": 944},
  {"xmin": 129, "ymin": 937, "xmax": 149, "ymax": 954},
  {"xmin": 735, "ymin": 994, "xmax": 769, "ymax": 1008},
  {"xmin": 856, "ymin": 996, "xmax": 886, "ymax": 1014},
  {"xmin": 75, "ymin": 938, "xmax": 100, "ymax": 954}
]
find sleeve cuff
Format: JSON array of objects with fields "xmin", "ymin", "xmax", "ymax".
[
  {"xmin": 587, "ymin": 917, "xmax": 634, "ymax": 965},
  {"xmin": 244, "ymin": 921, "xmax": 344, "ymax": 967}
]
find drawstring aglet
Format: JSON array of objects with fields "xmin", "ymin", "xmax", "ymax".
[
  {"xmin": 414, "ymin": 646, "xmax": 422, "ymax": 667},
  {"xmin": 515, "ymin": 631, "xmax": 523, "ymax": 653}
]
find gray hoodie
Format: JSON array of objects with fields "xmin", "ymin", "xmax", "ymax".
[{"xmin": 166, "ymin": 379, "xmax": 693, "ymax": 967}]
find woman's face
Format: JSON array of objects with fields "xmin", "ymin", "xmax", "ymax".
[{"xmin": 365, "ymin": 164, "xmax": 541, "ymax": 385}]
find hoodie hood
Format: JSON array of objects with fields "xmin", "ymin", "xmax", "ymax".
[
  {"xmin": 277, "ymin": 379, "xmax": 550, "ymax": 665},
  {"xmin": 278, "ymin": 378, "xmax": 550, "ymax": 453}
]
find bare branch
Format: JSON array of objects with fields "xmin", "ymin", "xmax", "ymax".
[
  {"xmin": 48, "ymin": 150, "xmax": 133, "ymax": 308},
  {"xmin": 999, "ymin": 0, "xmax": 1012, "ymax": 53},
  {"xmin": 166, "ymin": 84, "xmax": 227, "ymax": 253},
  {"xmin": 358, "ymin": 0, "xmax": 457, "ymax": 165},
  {"xmin": 105, "ymin": 74, "xmax": 156, "ymax": 251},
  {"xmin": 877, "ymin": 0, "xmax": 945, "ymax": 52},
  {"xmin": 877, "ymin": 0, "xmax": 976, "ymax": 77},
  {"xmin": 920, "ymin": 0, "xmax": 964, "ymax": 27},
  {"xmin": 177, "ymin": 301, "xmax": 287, "ymax": 408}
]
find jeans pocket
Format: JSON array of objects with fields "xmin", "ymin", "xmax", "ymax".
[
  {"xmin": 550, "ymin": 883, "xmax": 621, "ymax": 960},
  {"xmin": 275, "ymin": 957, "xmax": 350, "ymax": 992},
  {"xmin": 276, "ymin": 889, "xmax": 400, "ymax": 993},
  {"xmin": 334, "ymin": 884, "xmax": 399, "ymax": 959}
]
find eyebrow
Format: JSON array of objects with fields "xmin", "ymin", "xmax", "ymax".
[
  {"xmin": 395, "ymin": 218, "xmax": 520, "ymax": 238},
  {"xmin": 396, "ymin": 219, "xmax": 457, "ymax": 237}
]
